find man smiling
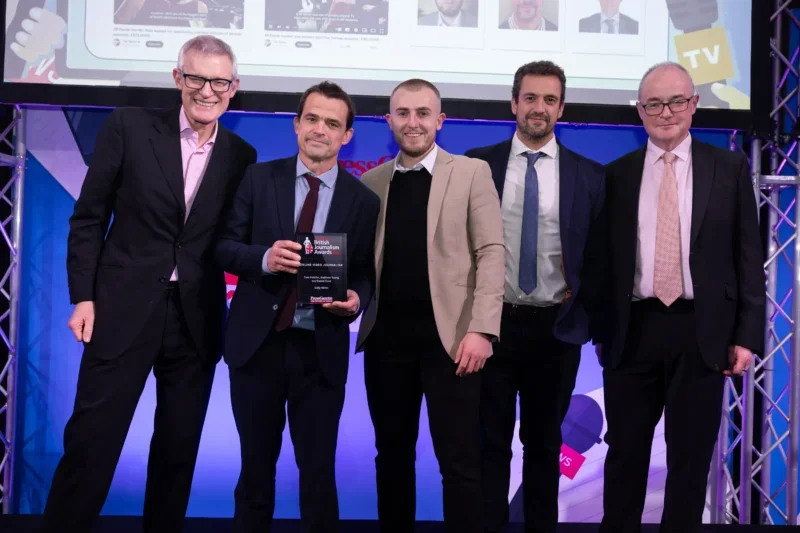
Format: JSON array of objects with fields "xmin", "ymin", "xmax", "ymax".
[
  {"xmin": 357, "ymin": 78, "xmax": 505, "ymax": 533},
  {"xmin": 42, "ymin": 35, "xmax": 256, "ymax": 533}
]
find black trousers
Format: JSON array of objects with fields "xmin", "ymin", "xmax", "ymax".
[
  {"xmin": 41, "ymin": 283, "xmax": 216, "ymax": 533},
  {"xmin": 481, "ymin": 303, "xmax": 581, "ymax": 533},
  {"xmin": 600, "ymin": 299, "xmax": 725, "ymax": 533},
  {"xmin": 364, "ymin": 333, "xmax": 482, "ymax": 533},
  {"xmin": 230, "ymin": 328, "xmax": 345, "ymax": 533}
]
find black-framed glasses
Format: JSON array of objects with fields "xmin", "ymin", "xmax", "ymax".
[
  {"xmin": 640, "ymin": 96, "xmax": 695, "ymax": 116},
  {"xmin": 179, "ymin": 71, "xmax": 233, "ymax": 93}
]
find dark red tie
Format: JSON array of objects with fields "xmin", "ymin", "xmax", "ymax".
[{"xmin": 275, "ymin": 174, "xmax": 322, "ymax": 331}]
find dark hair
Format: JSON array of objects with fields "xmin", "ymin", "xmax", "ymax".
[
  {"xmin": 511, "ymin": 61, "xmax": 567, "ymax": 104},
  {"xmin": 297, "ymin": 81, "xmax": 356, "ymax": 130},
  {"xmin": 390, "ymin": 78, "xmax": 441, "ymax": 99}
]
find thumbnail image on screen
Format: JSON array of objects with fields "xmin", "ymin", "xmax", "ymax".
[
  {"xmin": 114, "ymin": 0, "xmax": 244, "ymax": 30},
  {"xmin": 265, "ymin": 0, "xmax": 389, "ymax": 35}
]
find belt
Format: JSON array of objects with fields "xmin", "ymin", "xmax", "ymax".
[
  {"xmin": 502, "ymin": 301, "xmax": 558, "ymax": 318},
  {"xmin": 631, "ymin": 298, "xmax": 694, "ymax": 313}
]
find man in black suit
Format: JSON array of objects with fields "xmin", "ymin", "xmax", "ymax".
[
  {"xmin": 599, "ymin": 61, "xmax": 764, "ymax": 532},
  {"xmin": 466, "ymin": 60, "xmax": 607, "ymax": 533},
  {"xmin": 579, "ymin": 0, "xmax": 638, "ymax": 35},
  {"xmin": 499, "ymin": 0, "xmax": 557, "ymax": 31},
  {"xmin": 215, "ymin": 81, "xmax": 379, "ymax": 533},
  {"xmin": 42, "ymin": 36, "xmax": 256, "ymax": 533},
  {"xmin": 418, "ymin": 0, "xmax": 478, "ymax": 27}
]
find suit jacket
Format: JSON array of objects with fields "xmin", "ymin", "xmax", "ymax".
[
  {"xmin": 67, "ymin": 107, "xmax": 256, "ymax": 361},
  {"xmin": 356, "ymin": 147, "xmax": 505, "ymax": 360},
  {"xmin": 602, "ymin": 139, "xmax": 765, "ymax": 371},
  {"xmin": 579, "ymin": 12, "xmax": 638, "ymax": 34},
  {"xmin": 465, "ymin": 138, "xmax": 608, "ymax": 346},
  {"xmin": 418, "ymin": 10, "xmax": 478, "ymax": 27},
  {"xmin": 216, "ymin": 156, "xmax": 380, "ymax": 386},
  {"xmin": 499, "ymin": 18, "xmax": 558, "ymax": 30}
]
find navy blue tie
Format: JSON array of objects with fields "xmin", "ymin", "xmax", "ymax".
[{"xmin": 519, "ymin": 151, "xmax": 545, "ymax": 294}]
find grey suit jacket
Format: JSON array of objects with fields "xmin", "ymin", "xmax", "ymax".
[{"xmin": 578, "ymin": 12, "xmax": 638, "ymax": 34}]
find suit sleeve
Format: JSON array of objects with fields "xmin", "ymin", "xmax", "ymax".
[
  {"xmin": 467, "ymin": 160, "xmax": 506, "ymax": 340},
  {"xmin": 583, "ymin": 166, "xmax": 610, "ymax": 344},
  {"xmin": 733, "ymin": 154, "xmax": 766, "ymax": 353},
  {"xmin": 348, "ymin": 192, "xmax": 380, "ymax": 322},
  {"xmin": 215, "ymin": 165, "xmax": 270, "ymax": 280},
  {"xmin": 66, "ymin": 109, "xmax": 125, "ymax": 304}
]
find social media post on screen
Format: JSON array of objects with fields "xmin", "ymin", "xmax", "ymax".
[
  {"xmin": 114, "ymin": 0, "xmax": 244, "ymax": 29},
  {"xmin": 264, "ymin": 0, "xmax": 389, "ymax": 35}
]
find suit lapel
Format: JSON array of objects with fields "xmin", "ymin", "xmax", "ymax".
[
  {"xmin": 373, "ymin": 163, "xmax": 394, "ymax": 294},
  {"xmin": 490, "ymin": 140, "xmax": 513, "ymax": 199},
  {"xmin": 275, "ymin": 157, "xmax": 298, "ymax": 239},
  {"xmin": 150, "ymin": 110, "xmax": 185, "ymax": 214},
  {"xmin": 690, "ymin": 141, "xmax": 714, "ymax": 247},
  {"xmin": 324, "ymin": 165, "xmax": 354, "ymax": 234},
  {"xmin": 428, "ymin": 149, "xmax": 455, "ymax": 247},
  {"xmin": 185, "ymin": 126, "xmax": 230, "ymax": 225},
  {"xmin": 624, "ymin": 147, "xmax": 647, "ymax": 270},
  {"xmin": 558, "ymin": 143, "xmax": 577, "ymax": 236}
]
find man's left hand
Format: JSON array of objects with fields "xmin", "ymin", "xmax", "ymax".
[
  {"xmin": 322, "ymin": 289, "xmax": 360, "ymax": 316},
  {"xmin": 724, "ymin": 345, "xmax": 753, "ymax": 377},
  {"xmin": 455, "ymin": 332, "xmax": 492, "ymax": 377}
]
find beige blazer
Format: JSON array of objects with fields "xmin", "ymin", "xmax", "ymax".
[{"xmin": 356, "ymin": 147, "xmax": 505, "ymax": 360}]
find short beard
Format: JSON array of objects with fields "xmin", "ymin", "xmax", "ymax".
[{"xmin": 517, "ymin": 114, "xmax": 553, "ymax": 143}]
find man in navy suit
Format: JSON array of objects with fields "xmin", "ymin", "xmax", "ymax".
[
  {"xmin": 215, "ymin": 81, "xmax": 380, "ymax": 533},
  {"xmin": 579, "ymin": 0, "xmax": 638, "ymax": 35},
  {"xmin": 418, "ymin": 0, "xmax": 478, "ymax": 27},
  {"xmin": 465, "ymin": 60, "xmax": 607, "ymax": 533}
]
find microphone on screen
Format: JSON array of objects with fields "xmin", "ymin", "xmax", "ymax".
[{"xmin": 665, "ymin": 0, "xmax": 735, "ymax": 107}]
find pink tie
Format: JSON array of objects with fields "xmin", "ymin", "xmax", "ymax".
[{"xmin": 653, "ymin": 152, "xmax": 683, "ymax": 306}]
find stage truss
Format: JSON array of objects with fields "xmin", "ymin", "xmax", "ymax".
[
  {"xmin": 0, "ymin": 106, "xmax": 26, "ymax": 514},
  {"xmin": 709, "ymin": 0, "xmax": 799, "ymax": 526}
]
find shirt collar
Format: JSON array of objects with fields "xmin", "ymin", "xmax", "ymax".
[
  {"xmin": 646, "ymin": 133, "xmax": 692, "ymax": 165},
  {"xmin": 296, "ymin": 157, "xmax": 338, "ymax": 189},
  {"xmin": 511, "ymin": 132, "xmax": 559, "ymax": 160},
  {"xmin": 509, "ymin": 15, "xmax": 546, "ymax": 30},
  {"xmin": 179, "ymin": 105, "xmax": 218, "ymax": 145},
  {"xmin": 600, "ymin": 11, "xmax": 620, "ymax": 23},
  {"xmin": 393, "ymin": 144, "xmax": 439, "ymax": 175},
  {"xmin": 438, "ymin": 10, "xmax": 462, "ymax": 26}
]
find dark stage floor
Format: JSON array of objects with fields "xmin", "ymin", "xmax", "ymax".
[{"xmin": 1, "ymin": 516, "xmax": 798, "ymax": 532}]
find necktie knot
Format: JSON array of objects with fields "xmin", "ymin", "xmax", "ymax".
[
  {"xmin": 305, "ymin": 174, "xmax": 322, "ymax": 192},
  {"xmin": 662, "ymin": 152, "xmax": 677, "ymax": 165},
  {"xmin": 525, "ymin": 151, "xmax": 545, "ymax": 167}
]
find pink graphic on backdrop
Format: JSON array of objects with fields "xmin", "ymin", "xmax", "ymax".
[{"xmin": 559, "ymin": 444, "xmax": 586, "ymax": 479}]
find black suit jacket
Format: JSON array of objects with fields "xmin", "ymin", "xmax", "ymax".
[
  {"xmin": 578, "ymin": 12, "xmax": 638, "ymax": 34},
  {"xmin": 465, "ymin": 138, "xmax": 607, "ymax": 346},
  {"xmin": 67, "ymin": 107, "xmax": 257, "ymax": 361},
  {"xmin": 602, "ymin": 139, "xmax": 765, "ymax": 371},
  {"xmin": 215, "ymin": 156, "xmax": 380, "ymax": 386}
]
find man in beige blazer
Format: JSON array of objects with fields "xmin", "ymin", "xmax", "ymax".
[{"xmin": 356, "ymin": 78, "xmax": 505, "ymax": 533}]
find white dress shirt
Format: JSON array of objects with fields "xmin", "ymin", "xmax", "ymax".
[
  {"xmin": 601, "ymin": 12, "xmax": 621, "ymax": 34},
  {"xmin": 634, "ymin": 134, "xmax": 695, "ymax": 300},
  {"xmin": 502, "ymin": 133, "xmax": 567, "ymax": 306},
  {"xmin": 438, "ymin": 11, "xmax": 463, "ymax": 27},
  {"xmin": 393, "ymin": 144, "xmax": 438, "ymax": 176}
]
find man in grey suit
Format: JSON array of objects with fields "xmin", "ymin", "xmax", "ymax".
[
  {"xmin": 419, "ymin": 0, "xmax": 477, "ymax": 27},
  {"xmin": 579, "ymin": 0, "xmax": 638, "ymax": 35}
]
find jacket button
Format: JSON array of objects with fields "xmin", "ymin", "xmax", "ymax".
[
  {"xmin": 159, "ymin": 276, "xmax": 167, "ymax": 283},
  {"xmin": 272, "ymin": 304, "xmax": 279, "ymax": 310},
  {"xmin": 176, "ymin": 242, "xmax": 182, "ymax": 249}
]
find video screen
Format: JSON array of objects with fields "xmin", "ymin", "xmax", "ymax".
[{"xmin": 264, "ymin": 0, "xmax": 389, "ymax": 35}]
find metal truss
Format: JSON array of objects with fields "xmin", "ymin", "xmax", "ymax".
[
  {"xmin": 709, "ymin": 0, "xmax": 799, "ymax": 525},
  {"xmin": 0, "ymin": 106, "xmax": 26, "ymax": 514}
]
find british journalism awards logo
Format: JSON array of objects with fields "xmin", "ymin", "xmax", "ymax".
[{"xmin": 303, "ymin": 236, "xmax": 314, "ymax": 255}]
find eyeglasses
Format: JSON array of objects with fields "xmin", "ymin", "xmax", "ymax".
[
  {"xmin": 640, "ymin": 96, "xmax": 695, "ymax": 116},
  {"xmin": 179, "ymin": 71, "xmax": 233, "ymax": 93}
]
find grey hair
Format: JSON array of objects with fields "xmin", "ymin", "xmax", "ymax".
[
  {"xmin": 177, "ymin": 35, "xmax": 238, "ymax": 78},
  {"xmin": 637, "ymin": 61, "xmax": 695, "ymax": 101}
]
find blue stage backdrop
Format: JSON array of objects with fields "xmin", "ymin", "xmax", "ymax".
[{"xmin": 14, "ymin": 107, "xmax": 765, "ymax": 523}]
